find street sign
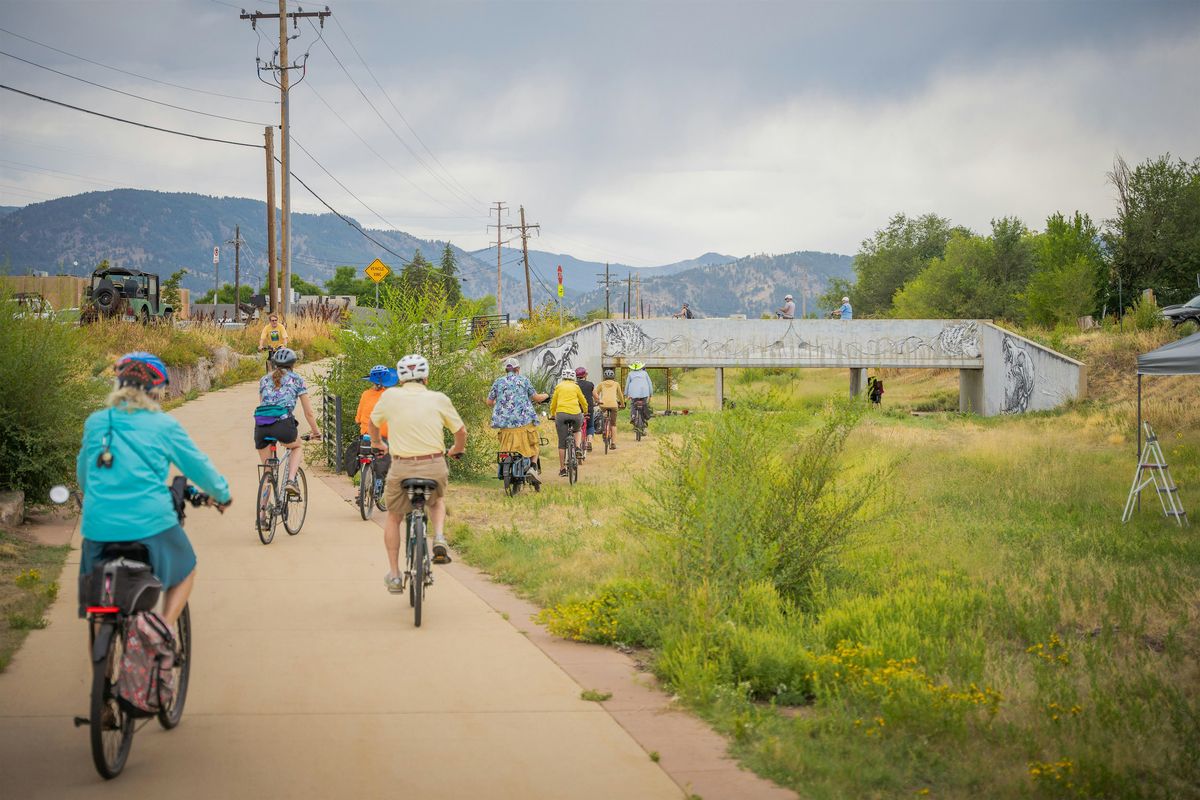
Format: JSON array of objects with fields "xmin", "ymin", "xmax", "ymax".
[
  {"xmin": 557, "ymin": 264, "xmax": 563, "ymax": 297},
  {"xmin": 365, "ymin": 258, "xmax": 391, "ymax": 283},
  {"xmin": 212, "ymin": 246, "xmax": 219, "ymax": 265}
]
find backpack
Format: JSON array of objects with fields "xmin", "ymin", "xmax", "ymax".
[
  {"xmin": 117, "ymin": 611, "xmax": 176, "ymax": 716},
  {"xmin": 684, "ymin": 307, "xmax": 694, "ymax": 319}
]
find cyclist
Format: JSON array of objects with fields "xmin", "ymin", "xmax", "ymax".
[
  {"xmin": 258, "ymin": 312, "xmax": 289, "ymax": 352},
  {"xmin": 624, "ymin": 361, "xmax": 653, "ymax": 432},
  {"xmin": 369, "ymin": 354, "xmax": 467, "ymax": 585},
  {"xmin": 253, "ymin": 347, "xmax": 322, "ymax": 505},
  {"xmin": 574, "ymin": 367, "xmax": 597, "ymax": 454},
  {"xmin": 776, "ymin": 294, "xmax": 796, "ymax": 319},
  {"xmin": 548, "ymin": 367, "xmax": 588, "ymax": 477},
  {"xmin": 356, "ymin": 364, "xmax": 397, "ymax": 481},
  {"xmin": 593, "ymin": 368, "xmax": 625, "ymax": 449},
  {"xmin": 76, "ymin": 352, "xmax": 232, "ymax": 628},
  {"xmin": 486, "ymin": 357, "xmax": 549, "ymax": 482}
]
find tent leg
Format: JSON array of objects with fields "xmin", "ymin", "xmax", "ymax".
[{"xmin": 1137, "ymin": 373, "xmax": 1142, "ymax": 512}]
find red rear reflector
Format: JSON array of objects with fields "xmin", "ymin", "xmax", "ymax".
[
  {"xmin": 359, "ymin": 458, "xmax": 370, "ymax": 464},
  {"xmin": 87, "ymin": 606, "xmax": 120, "ymax": 614}
]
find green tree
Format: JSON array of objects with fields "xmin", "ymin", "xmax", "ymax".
[
  {"xmin": 1105, "ymin": 153, "xmax": 1200, "ymax": 307},
  {"xmin": 162, "ymin": 268, "xmax": 188, "ymax": 308},
  {"xmin": 198, "ymin": 283, "xmax": 255, "ymax": 304},
  {"xmin": 1024, "ymin": 212, "xmax": 1104, "ymax": 326},
  {"xmin": 891, "ymin": 231, "xmax": 994, "ymax": 318},
  {"xmin": 439, "ymin": 243, "xmax": 463, "ymax": 305},
  {"xmin": 325, "ymin": 265, "xmax": 374, "ymax": 305},
  {"xmin": 848, "ymin": 213, "xmax": 960, "ymax": 316},
  {"xmin": 399, "ymin": 249, "xmax": 435, "ymax": 295}
]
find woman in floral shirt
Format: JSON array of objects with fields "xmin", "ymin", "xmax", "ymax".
[
  {"xmin": 253, "ymin": 347, "xmax": 322, "ymax": 500},
  {"xmin": 486, "ymin": 357, "xmax": 548, "ymax": 475}
]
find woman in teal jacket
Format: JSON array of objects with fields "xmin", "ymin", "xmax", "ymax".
[{"xmin": 77, "ymin": 352, "xmax": 232, "ymax": 627}]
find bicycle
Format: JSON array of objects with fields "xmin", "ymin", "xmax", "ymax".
[
  {"xmin": 260, "ymin": 345, "xmax": 279, "ymax": 374},
  {"xmin": 564, "ymin": 418, "xmax": 580, "ymax": 484},
  {"xmin": 601, "ymin": 408, "xmax": 619, "ymax": 454},
  {"xmin": 256, "ymin": 434, "xmax": 312, "ymax": 545},
  {"xmin": 401, "ymin": 477, "xmax": 438, "ymax": 627},
  {"xmin": 57, "ymin": 479, "xmax": 224, "ymax": 780},
  {"xmin": 356, "ymin": 435, "xmax": 387, "ymax": 520},
  {"xmin": 630, "ymin": 398, "xmax": 649, "ymax": 441}
]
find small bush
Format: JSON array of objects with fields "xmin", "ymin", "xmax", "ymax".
[
  {"xmin": 487, "ymin": 301, "xmax": 581, "ymax": 357},
  {"xmin": 1122, "ymin": 295, "xmax": 1165, "ymax": 332},
  {"xmin": 0, "ymin": 291, "xmax": 106, "ymax": 496}
]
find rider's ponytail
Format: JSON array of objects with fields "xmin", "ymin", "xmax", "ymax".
[{"xmin": 271, "ymin": 366, "xmax": 285, "ymax": 389}]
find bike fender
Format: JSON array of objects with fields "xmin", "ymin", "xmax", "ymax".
[{"xmin": 91, "ymin": 622, "xmax": 116, "ymax": 663}]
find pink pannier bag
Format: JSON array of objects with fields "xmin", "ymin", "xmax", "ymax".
[{"xmin": 117, "ymin": 611, "xmax": 176, "ymax": 715}]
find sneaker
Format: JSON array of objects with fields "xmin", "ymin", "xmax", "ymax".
[
  {"xmin": 559, "ymin": 468, "xmax": 568, "ymax": 477},
  {"xmin": 285, "ymin": 479, "xmax": 301, "ymax": 500},
  {"xmin": 610, "ymin": 442, "xmax": 617, "ymax": 450},
  {"xmin": 432, "ymin": 539, "xmax": 451, "ymax": 564},
  {"xmin": 384, "ymin": 573, "xmax": 404, "ymax": 594}
]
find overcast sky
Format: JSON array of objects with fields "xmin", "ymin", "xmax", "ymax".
[{"xmin": 1, "ymin": 0, "xmax": 1198, "ymax": 265}]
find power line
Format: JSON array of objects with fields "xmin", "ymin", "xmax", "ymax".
[
  {"xmin": 0, "ymin": 157, "xmax": 134, "ymax": 189},
  {"xmin": 0, "ymin": 50, "xmax": 270, "ymax": 126},
  {"xmin": 0, "ymin": 84, "xmax": 264, "ymax": 148},
  {"xmin": 291, "ymin": 134, "xmax": 413, "ymax": 234},
  {"xmin": 305, "ymin": 19, "xmax": 480, "ymax": 216},
  {"xmin": 0, "ymin": 25, "xmax": 276, "ymax": 105},
  {"xmin": 329, "ymin": 14, "xmax": 482, "ymax": 206}
]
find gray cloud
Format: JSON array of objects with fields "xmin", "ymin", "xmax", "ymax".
[{"xmin": 2, "ymin": 0, "xmax": 1198, "ymax": 264}]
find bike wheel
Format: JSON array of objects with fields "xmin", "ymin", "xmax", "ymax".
[
  {"xmin": 256, "ymin": 470, "xmax": 277, "ymax": 545},
  {"xmin": 410, "ymin": 515, "xmax": 426, "ymax": 627},
  {"xmin": 567, "ymin": 444, "xmax": 578, "ymax": 485},
  {"xmin": 358, "ymin": 463, "xmax": 374, "ymax": 521},
  {"xmin": 158, "ymin": 604, "xmax": 191, "ymax": 730},
  {"xmin": 284, "ymin": 468, "xmax": 307, "ymax": 535},
  {"xmin": 374, "ymin": 475, "xmax": 387, "ymax": 512},
  {"xmin": 89, "ymin": 621, "xmax": 134, "ymax": 779}
]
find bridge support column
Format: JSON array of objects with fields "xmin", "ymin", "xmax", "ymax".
[
  {"xmin": 959, "ymin": 369, "xmax": 983, "ymax": 413},
  {"xmin": 849, "ymin": 368, "xmax": 867, "ymax": 397},
  {"xmin": 714, "ymin": 367, "xmax": 724, "ymax": 410}
]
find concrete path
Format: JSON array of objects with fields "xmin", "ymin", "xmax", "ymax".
[{"xmin": 0, "ymin": 376, "xmax": 683, "ymax": 799}]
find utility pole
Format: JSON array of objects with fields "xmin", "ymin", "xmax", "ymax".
[
  {"xmin": 241, "ymin": 3, "xmax": 330, "ymax": 319},
  {"xmin": 264, "ymin": 126, "xmax": 277, "ymax": 314},
  {"xmin": 636, "ymin": 274, "xmax": 642, "ymax": 319},
  {"xmin": 487, "ymin": 201, "xmax": 508, "ymax": 317},
  {"xmin": 626, "ymin": 272, "xmax": 633, "ymax": 320},
  {"xmin": 226, "ymin": 225, "xmax": 245, "ymax": 321},
  {"xmin": 505, "ymin": 205, "xmax": 539, "ymax": 319},
  {"xmin": 595, "ymin": 263, "xmax": 621, "ymax": 319}
]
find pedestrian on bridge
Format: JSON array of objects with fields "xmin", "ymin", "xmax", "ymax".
[
  {"xmin": 672, "ymin": 303, "xmax": 695, "ymax": 319},
  {"xmin": 834, "ymin": 296, "xmax": 853, "ymax": 320}
]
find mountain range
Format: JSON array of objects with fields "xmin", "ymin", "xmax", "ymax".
[{"xmin": 0, "ymin": 190, "xmax": 852, "ymax": 316}]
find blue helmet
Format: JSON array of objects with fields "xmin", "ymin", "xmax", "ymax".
[
  {"xmin": 115, "ymin": 351, "xmax": 169, "ymax": 389},
  {"xmin": 365, "ymin": 364, "xmax": 398, "ymax": 387}
]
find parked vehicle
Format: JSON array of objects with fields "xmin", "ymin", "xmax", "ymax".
[
  {"xmin": 81, "ymin": 266, "xmax": 175, "ymax": 325},
  {"xmin": 1160, "ymin": 294, "xmax": 1200, "ymax": 327}
]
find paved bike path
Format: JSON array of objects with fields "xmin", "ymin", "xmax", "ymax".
[{"xmin": 0, "ymin": 376, "xmax": 682, "ymax": 799}]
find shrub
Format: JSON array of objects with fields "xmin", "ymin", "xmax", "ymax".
[
  {"xmin": 0, "ymin": 291, "xmax": 106, "ymax": 496},
  {"xmin": 319, "ymin": 284, "xmax": 495, "ymax": 479},
  {"xmin": 487, "ymin": 301, "xmax": 580, "ymax": 357},
  {"xmin": 1123, "ymin": 295, "xmax": 1165, "ymax": 332}
]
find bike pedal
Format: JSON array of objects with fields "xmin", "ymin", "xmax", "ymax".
[{"xmin": 73, "ymin": 716, "xmax": 89, "ymax": 728}]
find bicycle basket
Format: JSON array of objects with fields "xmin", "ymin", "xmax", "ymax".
[{"xmin": 78, "ymin": 558, "xmax": 162, "ymax": 617}]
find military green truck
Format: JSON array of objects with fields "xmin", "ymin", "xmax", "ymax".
[{"xmin": 81, "ymin": 265, "xmax": 175, "ymax": 324}]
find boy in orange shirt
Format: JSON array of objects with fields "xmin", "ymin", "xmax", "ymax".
[{"xmin": 355, "ymin": 364, "xmax": 397, "ymax": 479}]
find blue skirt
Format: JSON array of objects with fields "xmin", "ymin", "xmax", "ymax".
[{"xmin": 79, "ymin": 524, "xmax": 197, "ymax": 589}]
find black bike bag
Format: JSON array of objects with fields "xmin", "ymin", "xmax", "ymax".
[{"xmin": 78, "ymin": 555, "xmax": 162, "ymax": 618}]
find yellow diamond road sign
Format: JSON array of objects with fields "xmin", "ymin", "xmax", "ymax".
[{"xmin": 365, "ymin": 258, "xmax": 391, "ymax": 283}]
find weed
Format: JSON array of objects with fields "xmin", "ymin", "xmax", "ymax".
[
  {"xmin": 580, "ymin": 689, "xmax": 612, "ymax": 702},
  {"xmin": 649, "ymin": 750, "xmax": 660, "ymax": 762}
]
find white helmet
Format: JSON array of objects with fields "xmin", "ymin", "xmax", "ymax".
[
  {"xmin": 842, "ymin": 296, "xmax": 850, "ymax": 303},
  {"xmin": 503, "ymin": 357, "xmax": 520, "ymax": 371},
  {"xmin": 784, "ymin": 294, "xmax": 793, "ymax": 301},
  {"xmin": 560, "ymin": 367, "xmax": 576, "ymax": 381},
  {"xmin": 396, "ymin": 353, "xmax": 429, "ymax": 383}
]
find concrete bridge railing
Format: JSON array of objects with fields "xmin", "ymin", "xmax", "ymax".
[{"xmin": 508, "ymin": 318, "xmax": 1085, "ymax": 416}]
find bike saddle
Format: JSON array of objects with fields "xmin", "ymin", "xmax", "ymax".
[
  {"xmin": 401, "ymin": 478, "xmax": 438, "ymax": 492},
  {"xmin": 262, "ymin": 436, "xmax": 278, "ymax": 443},
  {"xmin": 100, "ymin": 542, "xmax": 151, "ymax": 562}
]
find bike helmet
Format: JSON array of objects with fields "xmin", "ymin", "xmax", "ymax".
[
  {"xmin": 842, "ymin": 296, "xmax": 850, "ymax": 303},
  {"xmin": 365, "ymin": 364, "xmax": 398, "ymax": 387},
  {"xmin": 115, "ymin": 351, "xmax": 169, "ymax": 390},
  {"xmin": 270, "ymin": 347, "xmax": 298, "ymax": 368},
  {"xmin": 503, "ymin": 357, "xmax": 520, "ymax": 372},
  {"xmin": 630, "ymin": 362, "xmax": 645, "ymax": 371},
  {"xmin": 575, "ymin": 366, "xmax": 588, "ymax": 378},
  {"xmin": 560, "ymin": 367, "xmax": 577, "ymax": 381},
  {"xmin": 785, "ymin": 294, "xmax": 793, "ymax": 301},
  {"xmin": 397, "ymin": 353, "xmax": 430, "ymax": 383},
  {"xmin": 603, "ymin": 368, "xmax": 615, "ymax": 379}
]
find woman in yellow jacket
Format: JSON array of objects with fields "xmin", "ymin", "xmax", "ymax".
[{"xmin": 548, "ymin": 367, "xmax": 589, "ymax": 477}]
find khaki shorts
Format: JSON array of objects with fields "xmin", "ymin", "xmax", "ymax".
[
  {"xmin": 384, "ymin": 456, "xmax": 449, "ymax": 517},
  {"xmin": 497, "ymin": 424, "xmax": 540, "ymax": 458}
]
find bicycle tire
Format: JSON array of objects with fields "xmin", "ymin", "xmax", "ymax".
[
  {"xmin": 284, "ymin": 468, "xmax": 307, "ymax": 535},
  {"xmin": 358, "ymin": 463, "xmax": 374, "ymax": 521},
  {"xmin": 567, "ymin": 442, "xmax": 578, "ymax": 485},
  {"xmin": 157, "ymin": 604, "xmax": 191, "ymax": 730},
  {"xmin": 411, "ymin": 514, "xmax": 426, "ymax": 627},
  {"xmin": 374, "ymin": 475, "xmax": 387, "ymax": 512},
  {"xmin": 90, "ymin": 620, "xmax": 134, "ymax": 779},
  {"xmin": 256, "ymin": 469, "xmax": 277, "ymax": 545}
]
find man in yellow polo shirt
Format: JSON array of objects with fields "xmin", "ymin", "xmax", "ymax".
[{"xmin": 368, "ymin": 353, "xmax": 467, "ymax": 591}]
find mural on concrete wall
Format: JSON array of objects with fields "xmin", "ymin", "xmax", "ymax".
[
  {"xmin": 604, "ymin": 320, "xmax": 982, "ymax": 362},
  {"xmin": 1000, "ymin": 335, "xmax": 1036, "ymax": 413},
  {"xmin": 529, "ymin": 331, "xmax": 579, "ymax": 385}
]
